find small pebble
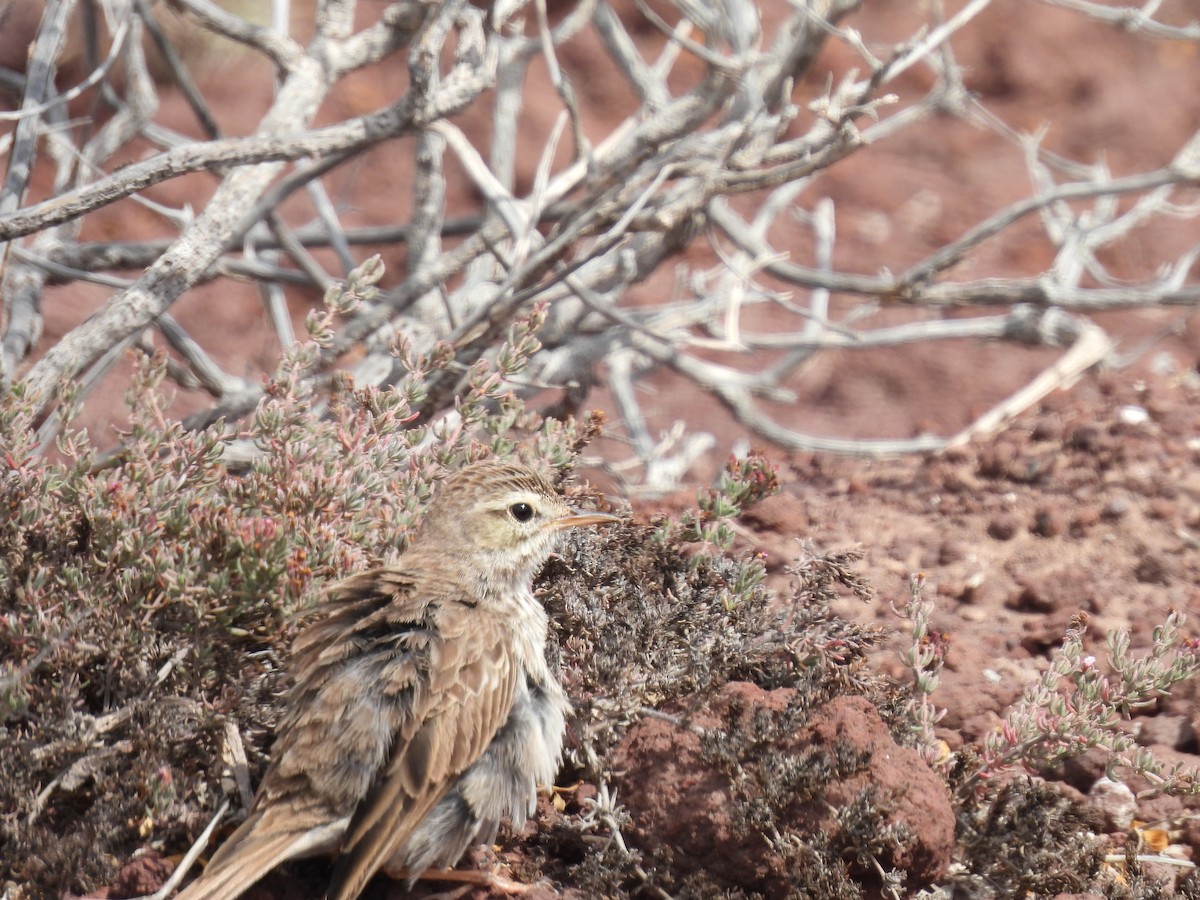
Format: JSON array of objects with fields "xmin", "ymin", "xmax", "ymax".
[
  {"xmin": 1118, "ymin": 405, "xmax": 1149, "ymax": 425},
  {"xmin": 1102, "ymin": 497, "xmax": 1130, "ymax": 520},
  {"xmin": 1031, "ymin": 504, "xmax": 1067, "ymax": 537},
  {"xmin": 987, "ymin": 513, "xmax": 1021, "ymax": 541},
  {"xmin": 1088, "ymin": 778, "xmax": 1136, "ymax": 832}
]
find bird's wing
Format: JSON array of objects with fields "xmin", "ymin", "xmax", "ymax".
[
  {"xmin": 324, "ymin": 595, "xmax": 518, "ymax": 900},
  {"xmin": 179, "ymin": 567, "xmax": 516, "ymax": 900},
  {"xmin": 173, "ymin": 799, "xmax": 335, "ymax": 900},
  {"xmin": 175, "ymin": 571, "xmax": 418, "ymax": 900}
]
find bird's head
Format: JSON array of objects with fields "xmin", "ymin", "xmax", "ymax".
[{"xmin": 414, "ymin": 461, "xmax": 618, "ymax": 592}]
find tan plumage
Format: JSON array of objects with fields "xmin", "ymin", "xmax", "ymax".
[{"xmin": 177, "ymin": 461, "xmax": 617, "ymax": 900}]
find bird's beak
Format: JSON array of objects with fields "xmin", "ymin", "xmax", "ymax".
[{"xmin": 554, "ymin": 510, "xmax": 621, "ymax": 530}]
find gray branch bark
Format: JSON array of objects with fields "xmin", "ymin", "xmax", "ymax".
[{"xmin": 1, "ymin": 0, "xmax": 1198, "ymax": 492}]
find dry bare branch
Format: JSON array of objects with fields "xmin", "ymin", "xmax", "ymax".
[{"xmin": 0, "ymin": 0, "xmax": 1197, "ymax": 492}]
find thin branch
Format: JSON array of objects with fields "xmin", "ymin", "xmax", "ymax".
[
  {"xmin": 900, "ymin": 167, "xmax": 1187, "ymax": 288},
  {"xmin": 137, "ymin": 0, "xmax": 221, "ymax": 138},
  {"xmin": 0, "ymin": 2, "xmax": 128, "ymax": 124},
  {"xmin": 678, "ymin": 307, "xmax": 1112, "ymax": 457},
  {"xmin": 126, "ymin": 800, "xmax": 230, "ymax": 900},
  {"xmin": 0, "ymin": 101, "xmax": 420, "ymax": 242},
  {"xmin": 877, "ymin": 0, "xmax": 995, "ymax": 83},
  {"xmin": 165, "ymin": 0, "xmax": 304, "ymax": 71},
  {"xmin": 157, "ymin": 314, "xmax": 250, "ymax": 397},
  {"xmin": 1041, "ymin": 0, "xmax": 1200, "ymax": 39}
]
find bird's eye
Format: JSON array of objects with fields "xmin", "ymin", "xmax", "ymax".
[{"xmin": 509, "ymin": 502, "xmax": 535, "ymax": 523}]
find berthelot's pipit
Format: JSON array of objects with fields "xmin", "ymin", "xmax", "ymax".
[{"xmin": 177, "ymin": 460, "xmax": 618, "ymax": 900}]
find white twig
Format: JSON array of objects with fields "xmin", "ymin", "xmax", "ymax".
[{"xmin": 127, "ymin": 800, "xmax": 231, "ymax": 900}]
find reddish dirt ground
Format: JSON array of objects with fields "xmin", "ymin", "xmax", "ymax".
[
  {"xmin": 611, "ymin": 367, "xmax": 1200, "ymax": 895},
  {"xmin": 744, "ymin": 370, "xmax": 1200, "ymax": 832}
]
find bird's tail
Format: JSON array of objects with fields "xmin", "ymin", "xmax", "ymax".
[{"xmin": 175, "ymin": 807, "xmax": 334, "ymax": 900}]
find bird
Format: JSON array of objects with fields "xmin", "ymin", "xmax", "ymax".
[{"xmin": 176, "ymin": 460, "xmax": 619, "ymax": 900}]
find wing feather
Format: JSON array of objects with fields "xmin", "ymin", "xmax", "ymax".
[
  {"xmin": 326, "ymin": 620, "xmax": 517, "ymax": 900},
  {"xmin": 178, "ymin": 564, "xmax": 519, "ymax": 900}
]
